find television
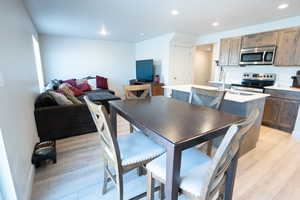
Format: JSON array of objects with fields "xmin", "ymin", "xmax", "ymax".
[{"xmin": 136, "ymin": 59, "xmax": 154, "ymax": 82}]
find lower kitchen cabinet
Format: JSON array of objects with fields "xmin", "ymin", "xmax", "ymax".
[{"xmin": 263, "ymin": 89, "xmax": 300, "ymax": 133}]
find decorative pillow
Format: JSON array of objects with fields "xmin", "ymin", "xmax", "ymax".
[
  {"xmin": 87, "ymin": 79, "xmax": 97, "ymax": 90},
  {"xmin": 69, "ymin": 86, "xmax": 84, "ymax": 96},
  {"xmin": 77, "ymin": 82, "xmax": 92, "ymax": 92},
  {"xmin": 61, "ymin": 88, "xmax": 82, "ymax": 104},
  {"xmin": 96, "ymin": 75, "xmax": 108, "ymax": 89},
  {"xmin": 49, "ymin": 91, "xmax": 73, "ymax": 105},
  {"xmin": 62, "ymin": 79, "xmax": 77, "ymax": 87},
  {"xmin": 76, "ymin": 78, "xmax": 88, "ymax": 85},
  {"xmin": 59, "ymin": 83, "xmax": 74, "ymax": 95}
]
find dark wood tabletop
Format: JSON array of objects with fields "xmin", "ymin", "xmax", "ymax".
[{"xmin": 110, "ymin": 96, "xmax": 243, "ymax": 146}]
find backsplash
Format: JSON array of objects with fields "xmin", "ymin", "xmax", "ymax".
[{"xmin": 214, "ymin": 65, "xmax": 300, "ymax": 87}]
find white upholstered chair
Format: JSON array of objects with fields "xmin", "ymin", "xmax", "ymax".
[
  {"xmin": 84, "ymin": 96, "xmax": 165, "ymax": 200},
  {"xmin": 146, "ymin": 109, "xmax": 259, "ymax": 200}
]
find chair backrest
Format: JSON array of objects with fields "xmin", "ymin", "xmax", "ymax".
[
  {"xmin": 124, "ymin": 84, "xmax": 151, "ymax": 99},
  {"xmin": 203, "ymin": 109, "xmax": 260, "ymax": 200},
  {"xmin": 84, "ymin": 96, "xmax": 121, "ymax": 166},
  {"xmin": 189, "ymin": 87, "xmax": 226, "ymax": 110}
]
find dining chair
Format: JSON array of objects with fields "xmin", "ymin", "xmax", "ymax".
[
  {"xmin": 189, "ymin": 87, "xmax": 227, "ymax": 155},
  {"xmin": 189, "ymin": 87, "xmax": 226, "ymax": 110},
  {"xmin": 146, "ymin": 109, "xmax": 259, "ymax": 200},
  {"xmin": 124, "ymin": 84, "xmax": 151, "ymax": 100},
  {"xmin": 84, "ymin": 96, "xmax": 165, "ymax": 200}
]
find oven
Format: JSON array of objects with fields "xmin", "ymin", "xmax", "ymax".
[{"xmin": 240, "ymin": 46, "xmax": 276, "ymax": 65}]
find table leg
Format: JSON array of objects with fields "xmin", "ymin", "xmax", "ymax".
[
  {"xmin": 165, "ymin": 146, "xmax": 182, "ymax": 200},
  {"xmin": 225, "ymin": 151, "xmax": 239, "ymax": 200},
  {"xmin": 110, "ymin": 105, "xmax": 117, "ymax": 138}
]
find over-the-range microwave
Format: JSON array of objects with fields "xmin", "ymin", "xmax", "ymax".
[{"xmin": 240, "ymin": 46, "xmax": 276, "ymax": 65}]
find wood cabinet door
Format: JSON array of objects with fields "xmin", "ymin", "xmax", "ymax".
[
  {"xmin": 228, "ymin": 37, "xmax": 242, "ymax": 66},
  {"xmin": 242, "ymin": 31, "xmax": 278, "ymax": 48},
  {"xmin": 219, "ymin": 38, "xmax": 230, "ymax": 66},
  {"xmin": 277, "ymin": 99, "xmax": 299, "ymax": 130},
  {"xmin": 275, "ymin": 27, "xmax": 300, "ymax": 66},
  {"xmin": 263, "ymin": 97, "xmax": 280, "ymax": 125}
]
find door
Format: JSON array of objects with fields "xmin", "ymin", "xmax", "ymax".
[
  {"xmin": 228, "ymin": 37, "xmax": 242, "ymax": 65},
  {"xmin": 219, "ymin": 39, "xmax": 230, "ymax": 66},
  {"xmin": 275, "ymin": 27, "xmax": 300, "ymax": 66},
  {"xmin": 277, "ymin": 99, "xmax": 299, "ymax": 131},
  {"xmin": 263, "ymin": 97, "xmax": 280, "ymax": 125},
  {"xmin": 242, "ymin": 31, "xmax": 278, "ymax": 48},
  {"xmin": 169, "ymin": 45, "xmax": 193, "ymax": 85}
]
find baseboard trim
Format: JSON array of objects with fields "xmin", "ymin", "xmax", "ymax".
[{"xmin": 24, "ymin": 165, "xmax": 35, "ymax": 200}]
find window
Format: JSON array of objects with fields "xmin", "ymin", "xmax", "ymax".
[{"xmin": 32, "ymin": 35, "xmax": 45, "ymax": 93}]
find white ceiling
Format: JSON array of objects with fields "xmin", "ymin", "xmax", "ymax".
[{"xmin": 24, "ymin": 0, "xmax": 300, "ymax": 43}]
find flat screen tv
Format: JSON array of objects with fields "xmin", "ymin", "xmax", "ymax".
[{"xmin": 136, "ymin": 59, "xmax": 154, "ymax": 82}]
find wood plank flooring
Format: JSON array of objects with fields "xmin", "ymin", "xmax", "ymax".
[{"xmin": 31, "ymin": 116, "xmax": 300, "ymax": 200}]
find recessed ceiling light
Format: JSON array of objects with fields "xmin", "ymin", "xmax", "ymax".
[
  {"xmin": 212, "ymin": 22, "xmax": 220, "ymax": 27},
  {"xmin": 277, "ymin": 3, "xmax": 289, "ymax": 10},
  {"xmin": 99, "ymin": 26, "xmax": 109, "ymax": 36},
  {"xmin": 171, "ymin": 9, "xmax": 179, "ymax": 16}
]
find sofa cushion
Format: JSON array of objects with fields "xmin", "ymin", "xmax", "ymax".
[
  {"xmin": 35, "ymin": 92, "xmax": 58, "ymax": 108},
  {"xmin": 96, "ymin": 75, "xmax": 108, "ymax": 89},
  {"xmin": 49, "ymin": 91, "xmax": 73, "ymax": 105},
  {"xmin": 77, "ymin": 82, "xmax": 92, "ymax": 92},
  {"xmin": 62, "ymin": 79, "xmax": 77, "ymax": 87},
  {"xmin": 62, "ymin": 88, "xmax": 82, "ymax": 104}
]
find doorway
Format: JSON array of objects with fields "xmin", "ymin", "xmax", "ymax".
[{"xmin": 193, "ymin": 44, "xmax": 215, "ymax": 85}]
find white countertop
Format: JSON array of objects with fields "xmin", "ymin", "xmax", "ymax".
[
  {"xmin": 265, "ymin": 86, "xmax": 300, "ymax": 92},
  {"xmin": 164, "ymin": 84, "xmax": 269, "ymax": 103}
]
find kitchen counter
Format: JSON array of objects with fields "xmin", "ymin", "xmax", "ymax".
[
  {"xmin": 164, "ymin": 84, "xmax": 268, "ymax": 156},
  {"xmin": 265, "ymin": 85, "xmax": 300, "ymax": 92},
  {"xmin": 164, "ymin": 84, "xmax": 269, "ymax": 103}
]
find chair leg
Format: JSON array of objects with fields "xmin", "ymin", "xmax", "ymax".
[
  {"xmin": 130, "ymin": 124, "xmax": 134, "ymax": 133},
  {"xmin": 102, "ymin": 160, "xmax": 109, "ymax": 195},
  {"xmin": 147, "ymin": 172, "xmax": 155, "ymax": 200},
  {"xmin": 137, "ymin": 166, "xmax": 144, "ymax": 176},
  {"xmin": 116, "ymin": 173, "xmax": 124, "ymax": 200},
  {"xmin": 159, "ymin": 183, "xmax": 165, "ymax": 200},
  {"xmin": 207, "ymin": 140, "xmax": 213, "ymax": 156}
]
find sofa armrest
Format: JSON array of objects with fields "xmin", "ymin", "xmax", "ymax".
[{"xmin": 34, "ymin": 104, "xmax": 97, "ymax": 141}]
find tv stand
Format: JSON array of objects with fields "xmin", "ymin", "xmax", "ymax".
[{"xmin": 129, "ymin": 79, "xmax": 164, "ymax": 96}]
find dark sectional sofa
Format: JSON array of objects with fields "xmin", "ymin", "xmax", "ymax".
[{"xmin": 34, "ymin": 88, "xmax": 120, "ymax": 142}]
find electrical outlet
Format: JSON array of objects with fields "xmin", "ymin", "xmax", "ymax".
[{"xmin": 0, "ymin": 72, "xmax": 4, "ymax": 87}]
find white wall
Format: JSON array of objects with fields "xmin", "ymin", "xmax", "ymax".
[
  {"xmin": 39, "ymin": 35, "xmax": 136, "ymax": 96},
  {"xmin": 0, "ymin": 0, "xmax": 39, "ymax": 199},
  {"xmin": 197, "ymin": 16, "xmax": 300, "ymax": 87},
  {"xmin": 135, "ymin": 33, "xmax": 174, "ymax": 85}
]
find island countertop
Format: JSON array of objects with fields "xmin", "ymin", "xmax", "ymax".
[{"xmin": 164, "ymin": 84, "xmax": 269, "ymax": 103}]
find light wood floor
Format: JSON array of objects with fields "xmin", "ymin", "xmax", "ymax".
[{"xmin": 31, "ymin": 116, "xmax": 300, "ymax": 200}]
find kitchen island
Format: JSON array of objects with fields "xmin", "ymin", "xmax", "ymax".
[{"xmin": 164, "ymin": 84, "xmax": 269, "ymax": 156}]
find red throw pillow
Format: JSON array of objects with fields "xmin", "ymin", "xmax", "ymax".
[
  {"xmin": 96, "ymin": 75, "xmax": 108, "ymax": 89},
  {"xmin": 77, "ymin": 82, "xmax": 92, "ymax": 92},
  {"xmin": 69, "ymin": 86, "xmax": 84, "ymax": 96},
  {"xmin": 62, "ymin": 79, "xmax": 77, "ymax": 87}
]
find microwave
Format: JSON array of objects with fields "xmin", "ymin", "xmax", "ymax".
[{"xmin": 240, "ymin": 46, "xmax": 276, "ymax": 65}]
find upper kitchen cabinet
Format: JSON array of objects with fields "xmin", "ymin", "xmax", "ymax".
[
  {"xmin": 275, "ymin": 27, "xmax": 300, "ymax": 66},
  {"xmin": 242, "ymin": 31, "xmax": 278, "ymax": 48},
  {"xmin": 219, "ymin": 37, "xmax": 241, "ymax": 66}
]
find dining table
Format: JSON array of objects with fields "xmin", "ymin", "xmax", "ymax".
[{"xmin": 109, "ymin": 96, "xmax": 243, "ymax": 200}]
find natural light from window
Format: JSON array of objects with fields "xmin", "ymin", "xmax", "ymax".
[{"xmin": 32, "ymin": 35, "xmax": 45, "ymax": 93}]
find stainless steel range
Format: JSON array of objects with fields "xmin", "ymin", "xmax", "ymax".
[{"xmin": 231, "ymin": 73, "xmax": 276, "ymax": 93}]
